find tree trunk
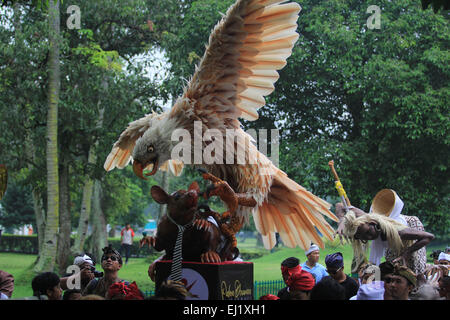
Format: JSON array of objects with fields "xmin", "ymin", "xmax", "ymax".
[
  {"xmin": 72, "ymin": 171, "xmax": 94, "ymax": 254},
  {"xmin": 71, "ymin": 101, "xmax": 105, "ymax": 255},
  {"xmin": 24, "ymin": 131, "xmax": 46, "ymax": 256},
  {"xmin": 57, "ymin": 160, "xmax": 71, "ymax": 274},
  {"xmin": 34, "ymin": 0, "xmax": 60, "ymax": 273},
  {"xmin": 89, "ymin": 180, "xmax": 108, "ymax": 263},
  {"xmin": 32, "ymin": 189, "xmax": 46, "ymax": 255}
]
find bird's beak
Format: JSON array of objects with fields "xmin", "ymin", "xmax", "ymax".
[
  {"xmin": 144, "ymin": 159, "xmax": 159, "ymax": 176},
  {"xmin": 133, "ymin": 161, "xmax": 147, "ymax": 180},
  {"xmin": 133, "ymin": 159, "xmax": 159, "ymax": 180}
]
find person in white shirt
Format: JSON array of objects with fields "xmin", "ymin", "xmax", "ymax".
[{"xmin": 120, "ymin": 223, "xmax": 135, "ymax": 264}]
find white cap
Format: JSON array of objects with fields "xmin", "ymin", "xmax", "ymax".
[
  {"xmin": 305, "ymin": 244, "xmax": 319, "ymax": 256},
  {"xmin": 438, "ymin": 252, "xmax": 450, "ymax": 262},
  {"xmin": 73, "ymin": 254, "xmax": 94, "ymax": 266}
]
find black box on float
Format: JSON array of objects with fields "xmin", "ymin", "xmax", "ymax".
[{"xmin": 155, "ymin": 260, "xmax": 254, "ymax": 300}]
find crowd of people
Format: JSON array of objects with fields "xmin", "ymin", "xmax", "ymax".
[
  {"xmin": 259, "ymin": 244, "xmax": 450, "ymax": 300},
  {"xmin": 0, "ymin": 208, "xmax": 449, "ymax": 301},
  {"xmin": 0, "ymin": 243, "xmax": 448, "ymax": 301}
]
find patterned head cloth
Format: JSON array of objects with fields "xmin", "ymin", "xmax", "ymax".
[
  {"xmin": 392, "ymin": 264, "xmax": 417, "ymax": 287},
  {"xmin": 286, "ymin": 269, "xmax": 315, "ymax": 292},
  {"xmin": 281, "ymin": 257, "xmax": 301, "ymax": 278},
  {"xmin": 101, "ymin": 244, "xmax": 123, "ymax": 265},
  {"xmin": 108, "ymin": 281, "xmax": 144, "ymax": 300},
  {"xmin": 325, "ymin": 252, "xmax": 344, "ymax": 269}
]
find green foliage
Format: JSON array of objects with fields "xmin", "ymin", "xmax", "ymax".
[
  {"xmin": 101, "ymin": 167, "xmax": 156, "ymax": 227},
  {"xmin": 0, "ymin": 180, "xmax": 35, "ymax": 230}
]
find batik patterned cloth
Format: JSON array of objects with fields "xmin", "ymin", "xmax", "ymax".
[{"xmin": 385, "ymin": 215, "xmax": 427, "ymax": 275}]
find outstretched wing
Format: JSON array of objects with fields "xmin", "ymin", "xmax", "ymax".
[{"xmin": 173, "ymin": 0, "xmax": 300, "ymax": 126}]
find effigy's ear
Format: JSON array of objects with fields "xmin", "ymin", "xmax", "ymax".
[
  {"xmin": 188, "ymin": 181, "xmax": 200, "ymax": 193},
  {"xmin": 151, "ymin": 186, "xmax": 170, "ymax": 204}
]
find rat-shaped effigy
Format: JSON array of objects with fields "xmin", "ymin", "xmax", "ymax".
[{"xmin": 140, "ymin": 172, "xmax": 251, "ymax": 264}]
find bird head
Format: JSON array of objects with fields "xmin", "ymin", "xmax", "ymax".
[{"xmin": 131, "ymin": 116, "xmax": 178, "ymax": 180}]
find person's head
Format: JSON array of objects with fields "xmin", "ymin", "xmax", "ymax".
[
  {"xmin": 342, "ymin": 211, "xmax": 406, "ymax": 259},
  {"xmin": 125, "ymin": 223, "xmax": 131, "ymax": 230},
  {"xmin": 379, "ymin": 261, "xmax": 395, "ymax": 299},
  {"xmin": 74, "ymin": 253, "xmax": 96, "ymax": 278},
  {"xmin": 356, "ymin": 282, "xmax": 385, "ymax": 300},
  {"xmin": 305, "ymin": 244, "xmax": 320, "ymax": 265},
  {"xmin": 431, "ymin": 250, "xmax": 443, "ymax": 264},
  {"xmin": 73, "ymin": 253, "xmax": 95, "ymax": 268},
  {"xmin": 438, "ymin": 276, "xmax": 450, "ymax": 299},
  {"xmin": 101, "ymin": 245, "xmax": 123, "ymax": 273},
  {"xmin": 358, "ymin": 263, "xmax": 381, "ymax": 284},
  {"xmin": 310, "ymin": 276, "xmax": 346, "ymax": 300},
  {"xmin": 106, "ymin": 281, "xmax": 144, "ymax": 300},
  {"xmin": 438, "ymin": 252, "xmax": 450, "ymax": 266},
  {"xmin": 152, "ymin": 280, "xmax": 189, "ymax": 300},
  {"xmin": 384, "ymin": 264, "xmax": 416, "ymax": 300},
  {"xmin": 325, "ymin": 252, "xmax": 345, "ymax": 280},
  {"xmin": 62, "ymin": 289, "xmax": 82, "ymax": 300},
  {"xmin": 0, "ymin": 270, "xmax": 14, "ymax": 299},
  {"xmin": 31, "ymin": 272, "xmax": 62, "ymax": 300},
  {"xmin": 286, "ymin": 270, "xmax": 315, "ymax": 300},
  {"xmin": 280, "ymin": 257, "xmax": 300, "ymax": 284}
]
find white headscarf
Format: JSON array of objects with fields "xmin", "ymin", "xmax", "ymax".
[
  {"xmin": 438, "ymin": 252, "xmax": 450, "ymax": 262},
  {"xmin": 369, "ymin": 190, "xmax": 407, "ymax": 265},
  {"xmin": 305, "ymin": 244, "xmax": 320, "ymax": 256},
  {"xmin": 355, "ymin": 281, "xmax": 385, "ymax": 300}
]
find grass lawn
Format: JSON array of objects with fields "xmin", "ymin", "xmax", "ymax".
[{"xmin": 0, "ymin": 240, "xmax": 443, "ymax": 298}]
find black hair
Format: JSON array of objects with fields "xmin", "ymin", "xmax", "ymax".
[
  {"xmin": 152, "ymin": 280, "xmax": 188, "ymax": 300},
  {"xmin": 31, "ymin": 272, "xmax": 60, "ymax": 299},
  {"xmin": 101, "ymin": 244, "xmax": 123, "ymax": 265},
  {"xmin": 62, "ymin": 289, "xmax": 81, "ymax": 300},
  {"xmin": 310, "ymin": 276, "xmax": 346, "ymax": 300},
  {"xmin": 379, "ymin": 261, "xmax": 395, "ymax": 280},
  {"xmin": 281, "ymin": 257, "xmax": 300, "ymax": 268},
  {"xmin": 430, "ymin": 250, "xmax": 443, "ymax": 260}
]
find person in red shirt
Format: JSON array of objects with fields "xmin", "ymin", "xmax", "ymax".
[{"xmin": 120, "ymin": 223, "xmax": 135, "ymax": 265}]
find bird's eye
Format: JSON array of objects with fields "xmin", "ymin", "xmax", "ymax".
[{"xmin": 147, "ymin": 145, "xmax": 154, "ymax": 153}]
